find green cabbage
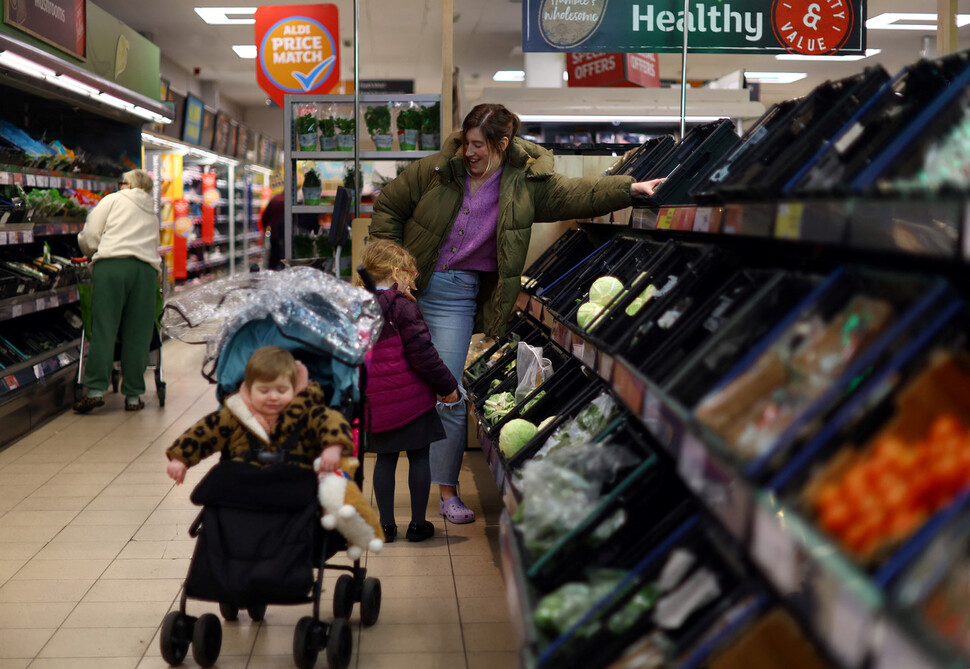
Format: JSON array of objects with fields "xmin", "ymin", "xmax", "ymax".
[
  {"xmin": 588, "ymin": 276, "xmax": 624, "ymax": 305},
  {"xmin": 576, "ymin": 301, "xmax": 604, "ymax": 330},
  {"xmin": 625, "ymin": 284, "xmax": 657, "ymax": 316},
  {"xmin": 499, "ymin": 418, "xmax": 538, "ymax": 458},
  {"xmin": 538, "ymin": 415, "xmax": 558, "ymax": 431}
]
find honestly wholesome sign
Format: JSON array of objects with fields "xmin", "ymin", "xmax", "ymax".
[
  {"xmin": 523, "ymin": 0, "xmax": 865, "ymax": 55},
  {"xmin": 254, "ymin": 4, "xmax": 340, "ymax": 108}
]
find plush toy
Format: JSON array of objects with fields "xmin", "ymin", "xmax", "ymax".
[{"xmin": 314, "ymin": 455, "xmax": 384, "ymax": 560}]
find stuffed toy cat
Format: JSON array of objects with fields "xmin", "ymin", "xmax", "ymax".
[{"xmin": 314, "ymin": 455, "xmax": 384, "ymax": 560}]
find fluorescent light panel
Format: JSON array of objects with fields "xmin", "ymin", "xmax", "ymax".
[
  {"xmin": 194, "ymin": 7, "xmax": 256, "ymax": 25},
  {"xmin": 776, "ymin": 48, "xmax": 881, "ymax": 62},
  {"xmin": 866, "ymin": 12, "xmax": 970, "ymax": 30},
  {"xmin": 493, "ymin": 70, "xmax": 524, "ymax": 82},
  {"xmin": 518, "ymin": 114, "xmax": 724, "ymax": 123},
  {"xmin": 232, "ymin": 45, "xmax": 256, "ymax": 59},
  {"xmin": 744, "ymin": 71, "xmax": 807, "ymax": 84}
]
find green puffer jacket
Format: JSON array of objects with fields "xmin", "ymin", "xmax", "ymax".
[{"xmin": 371, "ymin": 132, "xmax": 635, "ymax": 336}]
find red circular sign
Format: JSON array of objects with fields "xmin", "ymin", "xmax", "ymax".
[{"xmin": 772, "ymin": 0, "xmax": 854, "ymax": 56}]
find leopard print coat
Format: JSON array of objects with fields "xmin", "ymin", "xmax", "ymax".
[{"xmin": 166, "ymin": 382, "xmax": 354, "ymax": 470}]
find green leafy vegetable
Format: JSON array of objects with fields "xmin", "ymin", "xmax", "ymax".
[
  {"xmin": 589, "ymin": 276, "xmax": 624, "ymax": 305},
  {"xmin": 499, "ymin": 418, "xmax": 538, "ymax": 458}
]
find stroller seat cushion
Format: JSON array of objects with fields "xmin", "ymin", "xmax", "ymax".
[{"xmin": 191, "ymin": 460, "xmax": 317, "ymax": 512}]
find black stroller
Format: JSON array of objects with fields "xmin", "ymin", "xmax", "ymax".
[{"xmin": 157, "ymin": 267, "xmax": 386, "ymax": 669}]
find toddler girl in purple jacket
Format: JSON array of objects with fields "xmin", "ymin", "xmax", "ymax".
[{"xmin": 358, "ymin": 240, "xmax": 459, "ymax": 543}]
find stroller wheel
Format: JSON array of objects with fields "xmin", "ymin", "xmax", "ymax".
[
  {"xmin": 293, "ymin": 616, "xmax": 321, "ymax": 669},
  {"xmin": 159, "ymin": 611, "xmax": 190, "ymax": 666},
  {"xmin": 219, "ymin": 602, "xmax": 238, "ymax": 621},
  {"xmin": 360, "ymin": 577, "xmax": 382, "ymax": 627},
  {"xmin": 326, "ymin": 617, "xmax": 353, "ymax": 669},
  {"xmin": 332, "ymin": 574, "xmax": 355, "ymax": 619},
  {"xmin": 247, "ymin": 602, "xmax": 267, "ymax": 622},
  {"xmin": 191, "ymin": 613, "xmax": 222, "ymax": 668}
]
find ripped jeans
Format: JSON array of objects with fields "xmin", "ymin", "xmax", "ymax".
[{"xmin": 418, "ymin": 270, "xmax": 479, "ymax": 486}]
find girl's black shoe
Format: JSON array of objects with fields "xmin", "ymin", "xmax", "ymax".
[
  {"xmin": 382, "ymin": 523, "xmax": 397, "ymax": 543},
  {"xmin": 405, "ymin": 520, "xmax": 434, "ymax": 542}
]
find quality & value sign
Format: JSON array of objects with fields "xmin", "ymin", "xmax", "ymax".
[
  {"xmin": 523, "ymin": 0, "xmax": 865, "ymax": 55},
  {"xmin": 254, "ymin": 4, "xmax": 340, "ymax": 108}
]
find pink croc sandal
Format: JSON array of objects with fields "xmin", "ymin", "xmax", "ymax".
[{"xmin": 440, "ymin": 496, "xmax": 475, "ymax": 524}]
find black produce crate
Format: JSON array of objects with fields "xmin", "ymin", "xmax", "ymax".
[
  {"xmin": 664, "ymin": 271, "xmax": 824, "ymax": 409},
  {"xmin": 710, "ymin": 66, "xmax": 891, "ymax": 202},
  {"xmin": 606, "ymin": 135, "xmax": 676, "ymax": 179},
  {"xmin": 636, "ymin": 120, "xmax": 741, "ymax": 207},
  {"xmin": 690, "ymin": 100, "xmax": 799, "ymax": 204},
  {"xmin": 539, "ymin": 236, "xmax": 644, "ymax": 315},
  {"xmin": 632, "ymin": 268, "xmax": 782, "ymax": 386},
  {"xmin": 787, "ymin": 51, "xmax": 970, "ymax": 196},
  {"xmin": 465, "ymin": 312, "xmax": 548, "ymax": 395},
  {"xmin": 522, "ymin": 229, "xmax": 595, "ymax": 297}
]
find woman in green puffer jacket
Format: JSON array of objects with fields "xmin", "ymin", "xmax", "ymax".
[{"xmin": 370, "ymin": 103, "xmax": 662, "ymax": 523}]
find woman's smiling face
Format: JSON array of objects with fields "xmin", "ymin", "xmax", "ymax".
[{"xmin": 463, "ymin": 127, "xmax": 507, "ymax": 178}]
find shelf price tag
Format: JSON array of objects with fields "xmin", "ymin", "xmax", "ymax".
[
  {"xmin": 612, "ymin": 360, "xmax": 644, "ymax": 417},
  {"xmin": 693, "ymin": 207, "xmax": 713, "ymax": 233},
  {"xmin": 32, "ymin": 363, "xmax": 44, "ymax": 379},
  {"xmin": 581, "ymin": 339, "xmax": 597, "ymax": 369},
  {"xmin": 528, "ymin": 297, "xmax": 543, "ymax": 321},
  {"xmin": 677, "ymin": 432, "xmax": 708, "ymax": 494},
  {"xmin": 0, "ymin": 172, "xmax": 10, "ymax": 185},
  {"xmin": 515, "ymin": 293, "xmax": 530, "ymax": 311},
  {"xmin": 656, "ymin": 208, "xmax": 676, "ymax": 230},
  {"xmin": 34, "ymin": 297, "xmax": 46, "ymax": 311},
  {"xmin": 37, "ymin": 175, "xmax": 49, "ymax": 188},
  {"xmin": 826, "ymin": 583, "xmax": 874, "ymax": 669},
  {"xmin": 22, "ymin": 230, "xmax": 32, "ymax": 243},
  {"xmin": 751, "ymin": 500, "xmax": 799, "ymax": 594},
  {"xmin": 597, "ymin": 351, "xmax": 614, "ymax": 383},
  {"xmin": 871, "ymin": 619, "xmax": 935, "ymax": 669},
  {"xmin": 0, "ymin": 231, "xmax": 7, "ymax": 245},
  {"xmin": 775, "ymin": 202, "xmax": 804, "ymax": 240},
  {"xmin": 11, "ymin": 303, "xmax": 22, "ymax": 318},
  {"xmin": 25, "ymin": 174, "xmax": 37, "ymax": 187}
]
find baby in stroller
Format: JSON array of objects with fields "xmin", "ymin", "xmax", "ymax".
[{"xmin": 158, "ymin": 268, "xmax": 387, "ymax": 669}]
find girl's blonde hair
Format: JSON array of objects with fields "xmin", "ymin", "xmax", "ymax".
[
  {"xmin": 355, "ymin": 239, "xmax": 418, "ymax": 287},
  {"xmin": 244, "ymin": 346, "xmax": 298, "ymax": 389}
]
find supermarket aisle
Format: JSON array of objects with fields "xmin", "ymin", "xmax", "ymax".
[{"xmin": 0, "ymin": 338, "xmax": 515, "ymax": 669}]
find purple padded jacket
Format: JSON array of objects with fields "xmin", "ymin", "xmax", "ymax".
[{"xmin": 364, "ymin": 287, "xmax": 458, "ymax": 433}]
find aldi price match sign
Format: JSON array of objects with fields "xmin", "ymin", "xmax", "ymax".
[{"xmin": 523, "ymin": 0, "xmax": 865, "ymax": 55}]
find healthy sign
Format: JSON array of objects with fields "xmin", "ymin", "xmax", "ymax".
[
  {"xmin": 523, "ymin": 0, "xmax": 865, "ymax": 55},
  {"xmin": 254, "ymin": 4, "xmax": 340, "ymax": 108}
]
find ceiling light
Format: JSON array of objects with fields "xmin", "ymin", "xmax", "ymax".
[
  {"xmin": 194, "ymin": 7, "xmax": 256, "ymax": 25},
  {"xmin": 744, "ymin": 71, "xmax": 807, "ymax": 84},
  {"xmin": 0, "ymin": 50, "xmax": 56, "ymax": 78},
  {"xmin": 517, "ymin": 114, "xmax": 724, "ymax": 123},
  {"xmin": 866, "ymin": 13, "xmax": 970, "ymax": 30},
  {"xmin": 493, "ymin": 70, "xmax": 525, "ymax": 82},
  {"xmin": 776, "ymin": 48, "xmax": 881, "ymax": 62},
  {"xmin": 54, "ymin": 74, "xmax": 100, "ymax": 97},
  {"xmin": 232, "ymin": 45, "xmax": 256, "ymax": 59}
]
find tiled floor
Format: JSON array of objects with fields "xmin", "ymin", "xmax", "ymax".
[{"xmin": 0, "ymin": 339, "xmax": 515, "ymax": 669}]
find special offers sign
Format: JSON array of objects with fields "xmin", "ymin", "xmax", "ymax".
[
  {"xmin": 254, "ymin": 4, "xmax": 340, "ymax": 108},
  {"xmin": 523, "ymin": 0, "xmax": 865, "ymax": 55}
]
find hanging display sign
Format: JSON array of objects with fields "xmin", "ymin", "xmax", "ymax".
[
  {"xmin": 566, "ymin": 52, "xmax": 660, "ymax": 87},
  {"xmin": 254, "ymin": 4, "xmax": 340, "ymax": 108},
  {"xmin": 3, "ymin": 0, "xmax": 85, "ymax": 60},
  {"xmin": 172, "ymin": 199, "xmax": 192, "ymax": 280},
  {"xmin": 522, "ymin": 0, "xmax": 865, "ymax": 56},
  {"xmin": 201, "ymin": 172, "xmax": 217, "ymax": 244}
]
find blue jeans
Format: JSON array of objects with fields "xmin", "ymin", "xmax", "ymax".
[{"xmin": 418, "ymin": 270, "xmax": 479, "ymax": 486}]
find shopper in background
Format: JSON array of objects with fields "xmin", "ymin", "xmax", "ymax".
[
  {"xmin": 357, "ymin": 240, "xmax": 459, "ymax": 542},
  {"xmin": 371, "ymin": 102, "xmax": 664, "ymax": 523},
  {"xmin": 261, "ymin": 192, "xmax": 285, "ymax": 269},
  {"xmin": 74, "ymin": 168, "xmax": 161, "ymax": 413}
]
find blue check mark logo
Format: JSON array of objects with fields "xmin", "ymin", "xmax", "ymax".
[{"xmin": 292, "ymin": 55, "xmax": 336, "ymax": 90}]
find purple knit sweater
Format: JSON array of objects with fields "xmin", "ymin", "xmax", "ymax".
[
  {"xmin": 364, "ymin": 287, "xmax": 458, "ymax": 433},
  {"xmin": 434, "ymin": 168, "xmax": 503, "ymax": 272}
]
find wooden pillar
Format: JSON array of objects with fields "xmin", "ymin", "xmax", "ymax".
[
  {"xmin": 938, "ymin": 0, "xmax": 958, "ymax": 56},
  {"xmin": 442, "ymin": 0, "xmax": 454, "ymax": 137}
]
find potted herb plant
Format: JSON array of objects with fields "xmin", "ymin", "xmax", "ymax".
[
  {"xmin": 295, "ymin": 113, "xmax": 318, "ymax": 151},
  {"xmin": 397, "ymin": 105, "xmax": 422, "ymax": 150},
  {"xmin": 335, "ymin": 116, "xmax": 355, "ymax": 151},
  {"xmin": 364, "ymin": 104, "xmax": 392, "ymax": 150},
  {"xmin": 319, "ymin": 116, "xmax": 336, "ymax": 151},
  {"xmin": 420, "ymin": 101, "xmax": 441, "ymax": 151},
  {"xmin": 302, "ymin": 167, "xmax": 322, "ymax": 205}
]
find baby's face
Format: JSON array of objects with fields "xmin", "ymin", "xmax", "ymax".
[{"xmin": 249, "ymin": 374, "xmax": 294, "ymax": 415}]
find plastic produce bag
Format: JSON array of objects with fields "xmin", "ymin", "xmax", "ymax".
[
  {"xmin": 515, "ymin": 341, "xmax": 553, "ymax": 403},
  {"xmin": 536, "ymin": 392, "xmax": 618, "ymax": 459},
  {"xmin": 533, "ymin": 569, "xmax": 627, "ymax": 636}
]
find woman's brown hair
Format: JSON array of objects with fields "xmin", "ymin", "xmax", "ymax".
[
  {"xmin": 461, "ymin": 103, "xmax": 520, "ymax": 163},
  {"xmin": 355, "ymin": 239, "xmax": 418, "ymax": 288}
]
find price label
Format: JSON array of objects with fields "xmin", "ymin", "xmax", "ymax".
[
  {"xmin": 34, "ymin": 297, "xmax": 46, "ymax": 311},
  {"xmin": 37, "ymin": 176, "xmax": 49, "ymax": 188},
  {"xmin": 581, "ymin": 340, "xmax": 597, "ymax": 369},
  {"xmin": 515, "ymin": 293, "xmax": 530, "ymax": 311},
  {"xmin": 693, "ymin": 207, "xmax": 713, "ymax": 233},
  {"xmin": 57, "ymin": 353, "xmax": 72, "ymax": 366},
  {"xmin": 11, "ymin": 303, "xmax": 22, "ymax": 318},
  {"xmin": 22, "ymin": 230, "xmax": 32, "ymax": 243},
  {"xmin": 775, "ymin": 202, "xmax": 803, "ymax": 240},
  {"xmin": 571, "ymin": 340, "xmax": 585, "ymax": 363},
  {"xmin": 32, "ymin": 363, "xmax": 43, "ymax": 379},
  {"xmin": 597, "ymin": 352, "xmax": 614, "ymax": 383},
  {"xmin": 751, "ymin": 501, "xmax": 799, "ymax": 594},
  {"xmin": 677, "ymin": 432, "xmax": 708, "ymax": 494},
  {"xmin": 0, "ymin": 231, "xmax": 7, "ymax": 245},
  {"xmin": 826, "ymin": 583, "xmax": 874, "ymax": 668},
  {"xmin": 643, "ymin": 389, "xmax": 662, "ymax": 426},
  {"xmin": 12, "ymin": 173, "xmax": 23, "ymax": 185},
  {"xmin": 25, "ymin": 173, "xmax": 37, "ymax": 187},
  {"xmin": 64, "ymin": 178, "xmax": 73, "ymax": 188},
  {"xmin": 871, "ymin": 619, "xmax": 934, "ymax": 669},
  {"xmin": 528, "ymin": 298, "xmax": 543, "ymax": 321},
  {"xmin": 0, "ymin": 172, "xmax": 10, "ymax": 185},
  {"xmin": 656, "ymin": 208, "xmax": 676, "ymax": 230},
  {"xmin": 4, "ymin": 374, "xmax": 18, "ymax": 390}
]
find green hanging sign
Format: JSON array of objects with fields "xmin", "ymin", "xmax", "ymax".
[{"xmin": 523, "ymin": 0, "xmax": 866, "ymax": 56}]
